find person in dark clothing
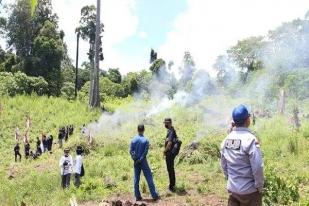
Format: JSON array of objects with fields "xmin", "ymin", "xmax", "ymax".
[
  {"xmin": 14, "ymin": 143, "xmax": 22, "ymax": 162},
  {"xmin": 64, "ymin": 127, "xmax": 69, "ymax": 142},
  {"xmin": 58, "ymin": 128, "xmax": 64, "ymax": 148},
  {"xmin": 47, "ymin": 135, "xmax": 53, "ymax": 153},
  {"xmin": 163, "ymin": 118, "xmax": 177, "ymax": 192},
  {"xmin": 24, "ymin": 141, "xmax": 30, "ymax": 159}
]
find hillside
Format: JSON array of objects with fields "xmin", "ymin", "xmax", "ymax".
[{"xmin": 0, "ymin": 95, "xmax": 308, "ymax": 206}]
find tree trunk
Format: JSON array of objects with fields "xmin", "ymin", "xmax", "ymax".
[
  {"xmin": 75, "ymin": 32, "xmax": 80, "ymax": 98},
  {"xmin": 90, "ymin": 0, "xmax": 101, "ymax": 108},
  {"xmin": 89, "ymin": 43, "xmax": 95, "ymax": 106}
]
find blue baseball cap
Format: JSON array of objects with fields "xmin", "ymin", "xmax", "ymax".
[{"xmin": 232, "ymin": 105, "xmax": 250, "ymax": 124}]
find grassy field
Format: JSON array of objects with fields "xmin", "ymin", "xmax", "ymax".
[{"xmin": 0, "ymin": 95, "xmax": 308, "ymax": 206}]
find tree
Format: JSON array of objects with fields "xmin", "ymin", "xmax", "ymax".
[
  {"xmin": 6, "ymin": 0, "xmax": 33, "ymax": 57},
  {"xmin": 227, "ymin": 36, "xmax": 265, "ymax": 82},
  {"xmin": 149, "ymin": 58, "xmax": 166, "ymax": 75},
  {"xmin": 179, "ymin": 51, "xmax": 195, "ymax": 87},
  {"xmin": 213, "ymin": 55, "xmax": 233, "ymax": 87},
  {"xmin": 92, "ymin": 0, "xmax": 102, "ymax": 107},
  {"xmin": 150, "ymin": 49, "xmax": 157, "ymax": 63},
  {"xmin": 228, "ymin": 36, "xmax": 264, "ymax": 72},
  {"xmin": 77, "ymin": 5, "xmax": 103, "ymax": 107},
  {"xmin": 32, "ymin": 20, "xmax": 64, "ymax": 95},
  {"xmin": 106, "ymin": 68, "xmax": 121, "ymax": 83}
]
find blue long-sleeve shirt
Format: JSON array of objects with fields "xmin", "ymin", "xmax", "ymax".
[
  {"xmin": 130, "ymin": 134, "xmax": 149, "ymax": 162},
  {"xmin": 220, "ymin": 127, "xmax": 264, "ymax": 195}
]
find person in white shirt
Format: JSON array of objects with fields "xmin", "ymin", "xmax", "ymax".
[
  {"xmin": 74, "ymin": 146, "xmax": 84, "ymax": 187},
  {"xmin": 59, "ymin": 148, "xmax": 73, "ymax": 189}
]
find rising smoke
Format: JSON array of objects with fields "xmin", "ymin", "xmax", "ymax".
[{"xmin": 85, "ymin": 13, "xmax": 309, "ymax": 140}]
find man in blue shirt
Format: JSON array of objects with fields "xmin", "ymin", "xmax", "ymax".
[
  {"xmin": 221, "ymin": 105, "xmax": 264, "ymax": 206},
  {"xmin": 130, "ymin": 124, "xmax": 159, "ymax": 201}
]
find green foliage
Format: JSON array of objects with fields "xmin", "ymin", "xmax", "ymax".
[
  {"xmin": 106, "ymin": 68, "xmax": 121, "ymax": 83},
  {"xmin": 32, "ymin": 20, "xmax": 64, "ymax": 96},
  {"xmin": 149, "ymin": 58, "xmax": 166, "ymax": 75},
  {"xmin": 30, "ymin": 0, "xmax": 38, "ymax": 16},
  {"xmin": 61, "ymin": 82, "xmax": 75, "ymax": 100},
  {"xmin": 227, "ymin": 36, "xmax": 265, "ymax": 74},
  {"xmin": 0, "ymin": 72, "xmax": 48, "ymax": 96},
  {"xmin": 264, "ymin": 168, "xmax": 300, "ymax": 205}
]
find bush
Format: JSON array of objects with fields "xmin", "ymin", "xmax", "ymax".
[
  {"xmin": 264, "ymin": 168, "xmax": 300, "ymax": 205},
  {"xmin": 61, "ymin": 82, "xmax": 75, "ymax": 100},
  {"xmin": 0, "ymin": 72, "xmax": 48, "ymax": 96}
]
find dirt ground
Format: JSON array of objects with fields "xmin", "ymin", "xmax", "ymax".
[{"xmin": 80, "ymin": 190, "xmax": 226, "ymax": 206}]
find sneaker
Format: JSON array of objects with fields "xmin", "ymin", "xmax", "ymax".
[{"xmin": 136, "ymin": 198, "xmax": 142, "ymax": 201}]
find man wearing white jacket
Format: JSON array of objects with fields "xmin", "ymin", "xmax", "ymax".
[
  {"xmin": 59, "ymin": 148, "xmax": 73, "ymax": 189},
  {"xmin": 74, "ymin": 146, "xmax": 84, "ymax": 187}
]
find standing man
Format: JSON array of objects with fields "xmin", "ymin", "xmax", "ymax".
[
  {"xmin": 130, "ymin": 124, "xmax": 159, "ymax": 201},
  {"xmin": 163, "ymin": 118, "xmax": 177, "ymax": 192},
  {"xmin": 14, "ymin": 143, "xmax": 22, "ymax": 162},
  {"xmin": 24, "ymin": 141, "xmax": 30, "ymax": 159},
  {"xmin": 74, "ymin": 146, "xmax": 84, "ymax": 187},
  {"xmin": 220, "ymin": 105, "xmax": 264, "ymax": 206},
  {"xmin": 59, "ymin": 148, "xmax": 73, "ymax": 189}
]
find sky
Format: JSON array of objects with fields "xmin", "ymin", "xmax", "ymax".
[{"xmin": 1, "ymin": 0, "xmax": 309, "ymax": 74}]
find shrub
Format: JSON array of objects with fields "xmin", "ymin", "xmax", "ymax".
[
  {"xmin": 61, "ymin": 82, "xmax": 75, "ymax": 100},
  {"xmin": 264, "ymin": 168, "xmax": 300, "ymax": 205}
]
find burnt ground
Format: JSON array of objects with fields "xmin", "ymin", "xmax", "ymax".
[{"xmin": 80, "ymin": 190, "xmax": 226, "ymax": 206}]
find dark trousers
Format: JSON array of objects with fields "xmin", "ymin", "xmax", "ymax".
[
  {"xmin": 165, "ymin": 153, "xmax": 176, "ymax": 190},
  {"xmin": 15, "ymin": 152, "xmax": 21, "ymax": 162},
  {"xmin": 61, "ymin": 173, "xmax": 71, "ymax": 189},
  {"xmin": 74, "ymin": 173, "xmax": 81, "ymax": 188},
  {"xmin": 25, "ymin": 151, "xmax": 29, "ymax": 159},
  {"xmin": 228, "ymin": 191, "xmax": 262, "ymax": 206}
]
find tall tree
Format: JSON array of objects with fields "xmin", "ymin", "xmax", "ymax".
[
  {"xmin": 92, "ymin": 0, "xmax": 101, "ymax": 107},
  {"xmin": 77, "ymin": 5, "xmax": 103, "ymax": 107},
  {"xmin": 32, "ymin": 20, "xmax": 64, "ymax": 95}
]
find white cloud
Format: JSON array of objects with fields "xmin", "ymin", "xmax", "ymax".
[
  {"xmin": 138, "ymin": 31, "xmax": 148, "ymax": 39},
  {"xmin": 0, "ymin": 0, "xmax": 140, "ymax": 73},
  {"xmin": 159, "ymin": 0, "xmax": 309, "ymax": 72},
  {"xmin": 52, "ymin": 0, "xmax": 139, "ymax": 73}
]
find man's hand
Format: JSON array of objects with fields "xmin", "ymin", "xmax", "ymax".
[{"xmin": 134, "ymin": 159, "xmax": 141, "ymax": 166}]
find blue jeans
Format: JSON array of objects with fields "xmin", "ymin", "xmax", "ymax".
[{"xmin": 134, "ymin": 159, "xmax": 158, "ymax": 200}]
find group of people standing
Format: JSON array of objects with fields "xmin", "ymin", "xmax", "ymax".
[
  {"xmin": 13, "ymin": 116, "xmax": 74, "ymax": 162},
  {"xmin": 130, "ymin": 105, "xmax": 264, "ymax": 206},
  {"xmin": 59, "ymin": 146, "xmax": 84, "ymax": 188},
  {"xmin": 58, "ymin": 125, "xmax": 74, "ymax": 148},
  {"xmin": 129, "ymin": 118, "xmax": 180, "ymax": 201}
]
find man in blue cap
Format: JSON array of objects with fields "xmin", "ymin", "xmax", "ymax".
[
  {"xmin": 130, "ymin": 124, "xmax": 159, "ymax": 202},
  {"xmin": 220, "ymin": 105, "xmax": 264, "ymax": 206}
]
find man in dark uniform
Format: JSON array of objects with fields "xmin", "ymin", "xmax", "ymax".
[
  {"xmin": 163, "ymin": 118, "xmax": 177, "ymax": 192},
  {"xmin": 24, "ymin": 141, "xmax": 30, "ymax": 159},
  {"xmin": 14, "ymin": 143, "xmax": 22, "ymax": 162}
]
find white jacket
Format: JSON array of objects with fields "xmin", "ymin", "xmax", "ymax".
[
  {"xmin": 74, "ymin": 155, "xmax": 83, "ymax": 174},
  {"xmin": 59, "ymin": 155, "xmax": 73, "ymax": 175}
]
